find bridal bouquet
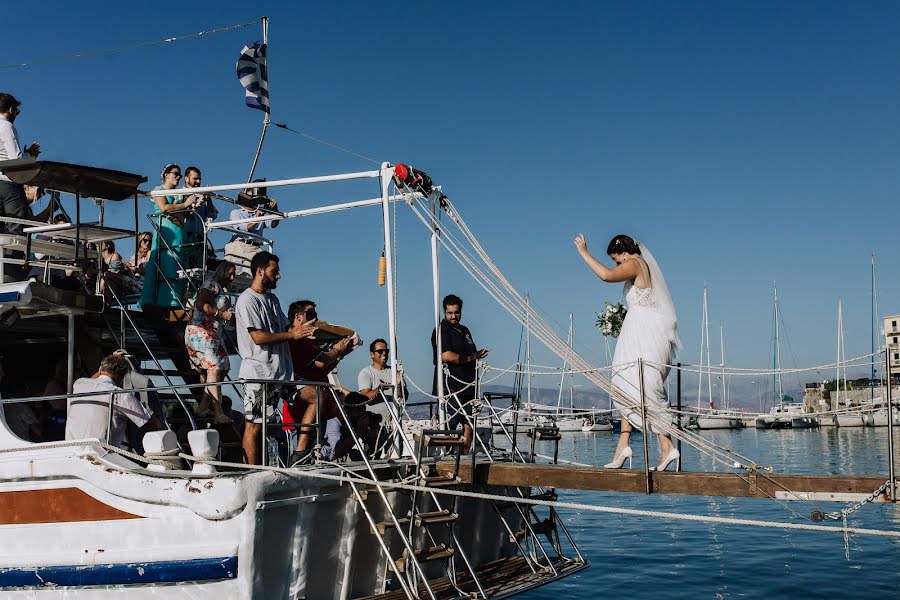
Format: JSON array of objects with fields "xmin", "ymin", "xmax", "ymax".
[{"xmin": 595, "ymin": 301, "xmax": 627, "ymax": 338}]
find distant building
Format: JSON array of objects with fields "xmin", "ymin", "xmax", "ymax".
[{"xmin": 884, "ymin": 315, "xmax": 900, "ymax": 372}]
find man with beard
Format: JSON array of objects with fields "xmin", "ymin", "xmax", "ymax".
[
  {"xmin": 181, "ymin": 166, "xmax": 218, "ymax": 269},
  {"xmin": 432, "ymin": 294, "xmax": 489, "ymax": 453},
  {"xmin": 235, "ymin": 251, "xmax": 316, "ymax": 464}
]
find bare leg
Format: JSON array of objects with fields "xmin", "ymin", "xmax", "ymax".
[
  {"xmin": 243, "ymin": 422, "xmax": 261, "ymax": 465},
  {"xmin": 294, "ymin": 386, "xmax": 319, "ymax": 453},
  {"xmin": 657, "ymin": 433, "xmax": 675, "ymax": 465},
  {"xmin": 196, "ymin": 371, "xmax": 211, "ymax": 413},
  {"xmin": 462, "ymin": 424, "xmax": 473, "ymax": 454},
  {"xmin": 615, "ymin": 419, "xmax": 633, "ymax": 455}
]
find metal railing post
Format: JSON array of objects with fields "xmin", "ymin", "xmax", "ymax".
[
  {"xmin": 886, "ymin": 350, "xmax": 895, "ymax": 501},
  {"xmin": 638, "ymin": 358, "xmax": 651, "ymax": 494},
  {"xmin": 106, "ymin": 392, "xmax": 115, "ymax": 444},
  {"xmin": 676, "ymin": 362, "xmax": 682, "ymax": 471},
  {"xmin": 261, "ymin": 381, "xmax": 268, "ymax": 466}
]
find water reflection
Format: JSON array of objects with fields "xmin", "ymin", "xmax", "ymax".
[{"xmin": 517, "ymin": 428, "xmax": 900, "ymax": 598}]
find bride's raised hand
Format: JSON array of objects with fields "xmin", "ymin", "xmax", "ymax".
[{"xmin": 574, "ymin": 234, "xmax": 589, "ymax": 255}]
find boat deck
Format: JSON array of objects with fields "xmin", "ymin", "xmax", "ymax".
[{"xmin": 358, "ymin": 555, "xmax": 588, "ymax": 600}]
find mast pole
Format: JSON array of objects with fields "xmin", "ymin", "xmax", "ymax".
[
  {"xmin": 719, "ymin": 323, "xmax": 726, "ymax": 409},
  {"xmin": 526, "ymin": 293, "xmax": 532, "ymax": 414},
  {"xmin": 704, "ymin": 287, "xmax": 713, "ymax": 409},
  {"xmin": 247, "ymin": 16, "xmax": 270, "ymax": 183},
  {"xmin": 774, "ymin": 285, "xmax": 782, "ymax": 405},
  {"xmin": 697, "ymin": 285, "xmax": 706, "ymax": 410},
  {"xmin": 431, "ymin": 196, "xmax": 445, "ymax": 425}
]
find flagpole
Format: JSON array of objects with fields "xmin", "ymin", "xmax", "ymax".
[{"xmin": 247, "ymin": 15, "xmax": 270, "ymax": 182}]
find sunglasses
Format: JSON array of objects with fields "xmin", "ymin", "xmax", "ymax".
[{"xmin": 372, "ymin": 349, "xmax": 390, "ymax": 355}]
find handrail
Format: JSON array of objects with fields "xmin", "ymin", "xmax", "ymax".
[
  {"xmin": 102, "ymin": 274, "xmax": 198, "ymax": 431},
  {"xmin": 0, "ymin": 378, "xmax": 341, "ymax": 407}
]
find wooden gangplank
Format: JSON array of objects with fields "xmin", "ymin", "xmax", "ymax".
[{"xmin": 437, "ymin": 461, "xmax": 892, "ymax": 502}]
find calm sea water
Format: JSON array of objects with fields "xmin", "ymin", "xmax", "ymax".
[{"xmin": 513, "ymin": 427, "xmax": 900, "ymax": 599}]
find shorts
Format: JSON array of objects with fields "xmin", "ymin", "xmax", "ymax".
[
  {"xmin": 243, "ymin": 382, "xmax": 292, "ymax": 424},
  {"xmin": 446, "ymin": 394, "xmax": 477, "ymax": 431}
]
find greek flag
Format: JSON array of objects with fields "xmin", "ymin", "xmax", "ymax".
[{"xmin": 236, "ymin": 42, "xmax": 269, "ymax": 113}]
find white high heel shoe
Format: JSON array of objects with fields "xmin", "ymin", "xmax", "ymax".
[
  {"xmin": 650, "ymin": 448, "xmax": 680, "ymax": 472},
  {"xmin": 604, "ymin": 446, "xmax": 633, "ymax": 469}
]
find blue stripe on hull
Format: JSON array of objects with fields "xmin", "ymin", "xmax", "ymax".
[{"xmin": 0, "ymin": 556, "xmax": 237, "ymax": 588}]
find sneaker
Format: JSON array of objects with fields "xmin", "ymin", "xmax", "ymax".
[{"xmin": 288, "ymin": 449, "xmax": 312, "ymax": 467}]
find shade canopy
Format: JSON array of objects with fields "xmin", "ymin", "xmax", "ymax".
[{"xmin": 0, "ymin": 159, "xmax": 147, "ymax": 201}]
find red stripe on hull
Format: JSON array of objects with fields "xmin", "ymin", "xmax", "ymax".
[{"xmin": 0, "ymin": 488, "xmax": 142, "ymax": 524}]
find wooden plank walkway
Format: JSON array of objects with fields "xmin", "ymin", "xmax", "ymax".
[{"xmin": 437, "ymin": 461, "xmax": 892, "ymax": 502}]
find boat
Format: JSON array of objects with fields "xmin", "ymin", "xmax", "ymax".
[
  {"xmin": 834, "ymin": 412, "xmax": 869, "ymax": 427},
  {"xmin": 0, "ymin": 160, "xmax": 587, "ymax": 597},
  {"xmin": 692, "ymin": 287, "xmax": 743, "ymax": 430},
  {"xmin": 868, "ymin": 408, "xmax": 899, "ymax": 426},
  {"xmin": 755, "ymin": 396, "xmax": 806, "ymax": 429},
  {"xmin": 580, "ymin": 415, "xmax": 613, "ymax": 432}
]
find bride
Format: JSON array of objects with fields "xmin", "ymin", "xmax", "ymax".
[{"xmin": 574, "ymin": 233, "xmax": 681, "ymax": 471}]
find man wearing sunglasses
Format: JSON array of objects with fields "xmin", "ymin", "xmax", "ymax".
[{"xmin": 358, "ymin": 338, "xmax": 407, "ymax": 406}]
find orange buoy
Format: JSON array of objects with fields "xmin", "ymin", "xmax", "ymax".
[{"xmin": 378, "ymin": 253, "xmax": 386, "ymax": 286}]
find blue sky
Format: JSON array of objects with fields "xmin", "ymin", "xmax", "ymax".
[{"xmin": 6, "ymin": 2, "xmax": 900, "ymax": 405}]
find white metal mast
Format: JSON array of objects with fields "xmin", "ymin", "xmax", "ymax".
[
  {"xmin": 556, "ymin": 313, "xmax": 573, "ymax": 417},
  {"xmin": 720, "ymin": 323, "xmax": 727, "ymax": 409},
  {"xmin": 775, "ymin": 285, "xmax": 783, "ymax": 402}
]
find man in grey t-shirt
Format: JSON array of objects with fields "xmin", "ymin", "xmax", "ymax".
[
  {"xmin": 235, "ymin": 251, "xmax": 316, "ymax": 464},
  {"xmin": 357, "ymin": 338, "xmax": 405, "ymax": 419}
]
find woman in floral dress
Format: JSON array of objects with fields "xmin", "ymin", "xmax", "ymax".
[{"xmin": 185, "ymin": 260, "xmax": 236, "ymax": 424}]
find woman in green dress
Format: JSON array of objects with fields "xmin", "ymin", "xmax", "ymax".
[{"xmin": 139, "ymin": 164, "xmax": 196, "ymax": 308}]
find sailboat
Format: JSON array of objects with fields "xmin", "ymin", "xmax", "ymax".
[
  {"xmin": 553, "ymin": 315, "xmax": 591, "ymax": 432},
  {"xmin": 693, "ymin": 286, "xmax": 744, "ymax": 430},
  {"xmin": 755, "ymin": 286, "xmax": 806, "ymax": 429}
]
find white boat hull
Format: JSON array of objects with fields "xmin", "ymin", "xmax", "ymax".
[
  {"xmin": 0, "ymin": 441, "xmax": 584, "ymax": 598},
  {"xmin": 834, "ymin": 414, "xmax": 868, "ymax": 427},
  {"xmin": 694, "ymin": 417, "xmax": 745, "ymax": 430}
]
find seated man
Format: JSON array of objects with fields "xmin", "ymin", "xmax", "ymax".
[
  {"xmin": 224, "ymin": 183, "xmax": 279, "ymax": 275},
  {"xmin": 65, "ymin": 354, "xmax": 158, "ymax": 449},
  {"xmin": 282, "ymin": 299, "xmax": 358, "ymax": 466},
  {"xmin": 322, "ymin": 392, "xmax": 383, "ymax": 461},
  {"xmin": 357, "ymin": 338, "xmax": 406, "ymax": 419}
]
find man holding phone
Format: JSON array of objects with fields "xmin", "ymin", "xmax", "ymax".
[{"xmin": 283, "ymin": 299, "xmax": 357, "ymax": 466}]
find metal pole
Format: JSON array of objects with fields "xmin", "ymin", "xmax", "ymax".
[
  {"xmin": 638, "ymin": 358, "xmax": 651, "ymax": 494},
  {"xmin": 676, "ymin": 362, "xmax": 682, "ymax": 471},
  {"xmin": 66, "ymin": 313, "xmax": 75, "ymax": 394},
  {"xmin": 886, "ymin": 349, "xmax": 895, "ymax": 501},
  {"xmin": 261, "ymin": 382, "xmax": 267, "ymax": 466},
  {"xmin": 247, "ymin": 16, "xmax": 270, "ymax": 183},
  {"xmin": 380, "ymin": 165, "xmax": 399, "ymax": 400},
  {"xmin": 431, "ymin": 195, "xmax": 445, "ymax": 426}
]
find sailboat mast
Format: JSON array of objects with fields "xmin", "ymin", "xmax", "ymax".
[
  {"xmin": 774, "ymin": 285, "xmax": 783, "ymax": 404},
  {"xmin": 836, "ymin": 300, "xmax": 843, "ymax": 409},
  {"xmin": 704, "ymin": 287, "xmax": 713, "ymax": 409},
  {"xmin": 556, "ymin": 313, "xmax": 572, "ymax": 416},
  {"xmin": 871, "ymin": 254, "xmax": 878, "ymax": 398},
  {"xmin": 720, "ymin": 323, "xmax": 726, "ymax": 409},
  {"xmin": 525, "ymin": 293, "xmax": 532, "ymax": 414},
  {"xmin": 697, "ymin": 286, "xmax": 705, "ymax": 410}
]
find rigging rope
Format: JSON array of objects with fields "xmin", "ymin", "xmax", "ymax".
[{"xmin": 0, "ymin": 20, "xmax": 261, "ymax": 70}]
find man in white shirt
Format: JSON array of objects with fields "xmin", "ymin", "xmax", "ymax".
[
  {"xmin": 0, "ymin": 93, "xmax": 40, "ymax": 237},
  {"xmin": 65, "ymin": 354, "xmax": 155, "ymax": 449},
  {"xmin": 357, "ymin": 338, "xmax": 405, "ymax": 420},
  {"xmin": 223, "ymin": 184, "xmax": 279, "ymax": 274}
]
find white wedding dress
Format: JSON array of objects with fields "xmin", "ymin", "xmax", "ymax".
[{"xmin": 610, "ymin": 246, "xmax": 679, "ymax": 433}]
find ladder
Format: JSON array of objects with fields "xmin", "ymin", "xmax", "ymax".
[{"xmin": 343, "ymin": 391, "xmax": 488, "ymax": 599}]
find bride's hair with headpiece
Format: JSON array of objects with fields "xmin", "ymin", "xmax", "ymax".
[{"xmin": 607, "ymin": 234, "xmax": 641, "ymax": 256}]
